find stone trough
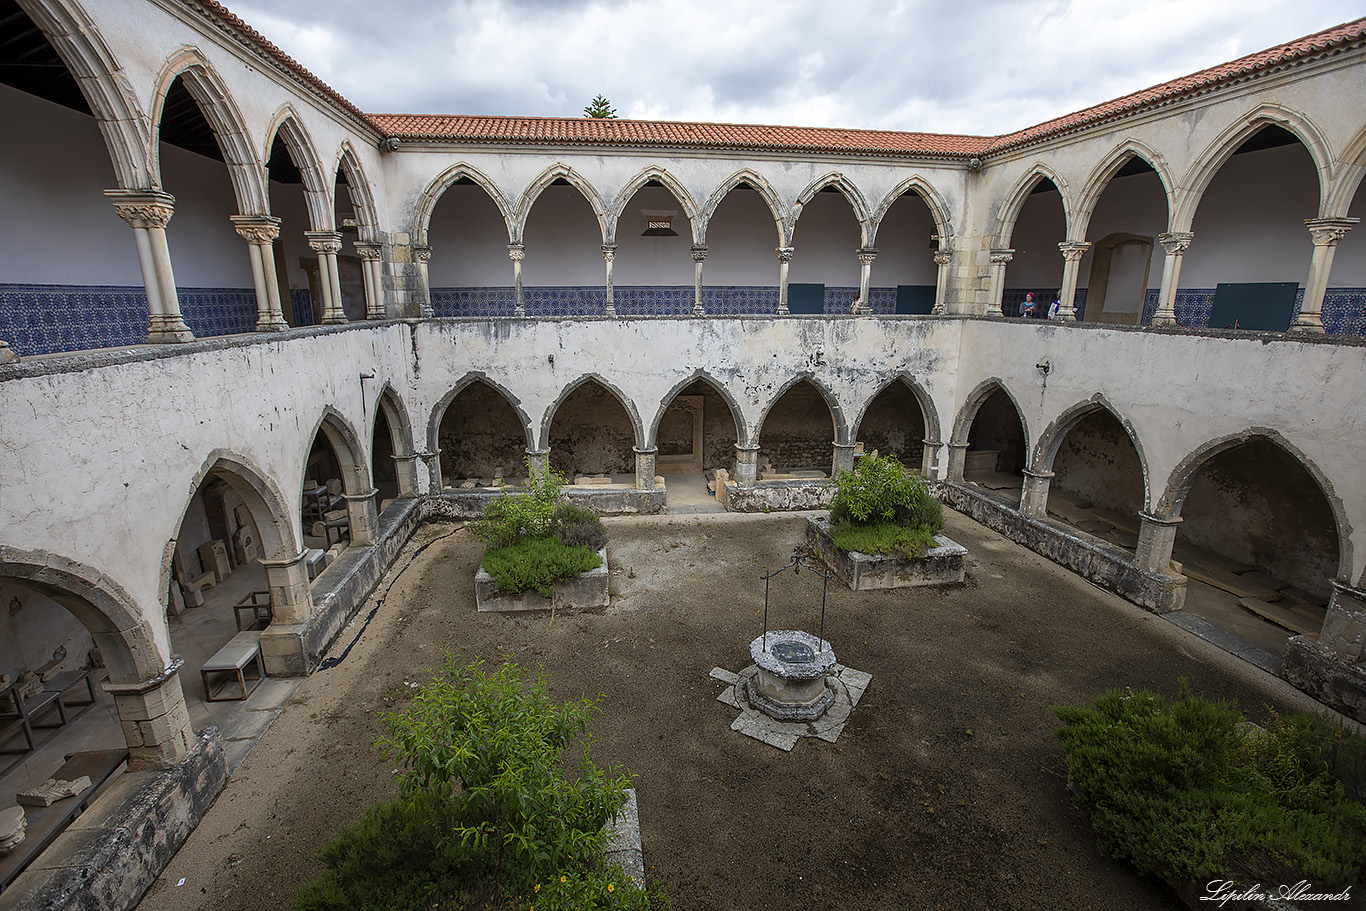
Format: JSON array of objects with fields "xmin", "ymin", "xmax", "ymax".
[{"xmin": 805, "ymin": 514, "xmax": 966, "ymax": 590}]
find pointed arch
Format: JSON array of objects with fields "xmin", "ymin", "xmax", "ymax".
[
  {"xmin": 1325, "ymin": 120, "xmax": 1366, "ymax": 217},
  {"xmin": 513, "ymin": 163, "xmax": 608, "ymax": 244},
  {"xmin": 302, "ymin": 406, "xmax": 372, "ymax": 496},
  {"xmin": 950, "ymin": 377, "xmax": 1030, "ymax": 446},
  {"xmin": 1072, "ymin": 140, "xmax": 1174, "ymax": 242},
  {"xmin": 332, "ymin": 141, "xmax": 381, "ymax": 243},
  {"xmin": 262, "ymin": 105, "xmax": 331, "ymax": 230},
  {"xmin": 1158, "ymin": 428, "xmax": 1352, "ymax": 583},
  {"xmin": 993, "ymin": 164, "xmax": 1072, "ymax": 248},
  {"xmin": 413, "ymin": 162, "xmax": 513, "ymax": 247},
  {"xmin": 1029, "ymin": 395, "xmax": 1150, "ymax": 507},
  {"xmin": 16, "ymin": 0, "xmax": 151, "ymax": 189},
  {"xmin": 647, "ymin": 370, "xmax": 748, "ymax": 447},
  {"xmin": 791, "ymin": 172, "xmax": 872, "ymax": 247},
  {"xmin": 700, "ymin": 168, "xmax": 786, "ymax": 246},
  {"xmin": 755, "ymin": 373, "xmax": 848, "ymax": 445},
  {"xmin": 427, "ymin": 373, "xmax": 535, "ymax": 454},
  {"xmin": 870, "ymin": 175, "xmax": 954, "ymax": 246},
  {"xmin": 371, "ymin": 382, "xmax": 416, "ymax": 459},
  {"xmin": 1173, "ymin": 104, "xmax": 1333, "ymax": 230},
  {"xmin": 148, "ymin": 47, "xmax": 266, "ymax": 214},
  {"xmin": 538, "ymin": 374, "xmax": 645, "ymax": 451},
  {"xmin": 607, "ymin": 167, "xmax": 701, "ymax": 245},
  {"xmin": 0, "ymin": 546, "xmax": 164, "ymax": 685},
  {"xmin": 850, "ymin": 373, "xmax": 942, "ymax": 448}
]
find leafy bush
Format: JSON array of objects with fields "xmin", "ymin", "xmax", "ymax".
[
  {"xmin": 531, "ymin": 867, "xmax": 668, "ymax": 911},
  {"xmin": 1055, "ymin": 682, "xmax": 1366, "ymax": 889},
  {"xmin": 828, "ymin": 520, "xmax": 939, "ymax": 558},
  {"xmin": 482, "ymin": 537, "xmax": 603, "ymax": 597},
  {"xmin": 828, "ymin": 453, "xmax": 943, "ymax": 555},
  {"xmin": 473, "ymin": 462, "xmax": 567, "ymax": 548},
  {"xmin": 551, "ymin": 501, "xmax": 608, "ymax": 551}
]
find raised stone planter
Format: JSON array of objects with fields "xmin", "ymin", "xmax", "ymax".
[
  {"xmin": 475, "ymin": 546, "xmax": 609, "ymax": 613},
  {"xmin": 806, "ymin": 514, "xmax": 966, "ymax": 590}
]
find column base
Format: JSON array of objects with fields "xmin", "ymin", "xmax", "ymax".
[
  {"xmin": 322, "ymin": 314, "xmax": 349, "ymax": 325},
  {"xmin": 1149, "ymin": 314, "xmax": 1177, "ymax": 327},
  {"xmin": 146, "ymin": 315, "xmax": 196, "ymax": 344},
  {"xmin": 255, "ymin": 318, "xmax": 289, "ymax": 332},
  {"xmin": 0, "ymin": 340, "xmax": 18, "ymax": 364},
  {"xmin": 1289, "ymin": 316, "xmax": 1326, "ymax": 334},
  {"xmin": 1055, "ymin": 311, "xmax": 1077, "ymax": 323}
]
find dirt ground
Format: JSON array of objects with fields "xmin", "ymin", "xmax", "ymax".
[{"xmin": 136, "ymin": 508, "xmax": 1337, "ymax": 911}]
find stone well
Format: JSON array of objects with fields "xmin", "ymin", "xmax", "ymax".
[{"xmin": 745, "ymin": 629, "xmax": 837, "ymax": 722}]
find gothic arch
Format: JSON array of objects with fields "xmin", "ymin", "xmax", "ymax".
[
  {"xmin": 1029, "ymin": 395, "xmax": 1151, "ymax": 507},
  {"xmin": 413, "ymin": 163, "xmax": 513, "ymax": 247},
  {"xmin": 301, "ymin": 406, "xmax": 373, "ymax": 497},
  {"xmin": 513, "ymin": 163, "xmax": 608, "ymax": 245},
  {"xmin": 607, "ymin": 167, "xmax": 701, "ymax": 245},
  {"xmin": 1172, "ymin": 104, "xmax": 1334, "ymax": 230},
  {"xmin": 148, "ymin": 48, "xmax": 266, "ymax": 214},
  {"xmin": 1072, "ymin": 140, "xmax": 1174, "ymax": 241},
  {"xmin": 1157, "ymin": 428, "xmax": 1352, "ymax": 582},
  {"xmin": 371, "ymin": 382, "xmax": 416, "ymax": 459},
  {"xmin": 850, "ymin": 373, "xmax": 942, "ymax": 448},
  {"xmin": 262, "ymin": 105, "xmax": 331, "ymax": 230},
  {"xmin": 16, "ymin": 0, "xmax": 151, "ymax": 189},
  {"xmin": 870, "ymin": 175, "xmax": 954, "ymax": 247},
  {"xmin": 791, "ymin": 172, "xmax": 872, "ymax": 247},
  {"xmin": 755, "ymin": 373, "xmax": 848, "ymax": 445},
  {"xmin": 646, "ymin": 370, "xmax": 748, "ymax": 448},
  {"xmin": 700, "ymin": 169, "xmax": 786, "ymax": 246},
  {"xmin": 334, "ymin": 141, "xmax": 380, "ymax": 243},
  {"xmin": 993, "ymin": 164, "xmax": 1072, "ymax": 248},
  {"xmin": 950, "ymin": 377, "xmax": 1030, "ymax": 447},
  {"xmin": 1325, "ymin": 120, "xmax": 1366, "ymax": 217},
  {"xmin": 426, "ymin": 373, "xmax": 535, "ymax": 454},
  {"xmin": 0, "ymin": 546, "xmax": 165, "ymax": 685},
  {"xmin": 538, "ymin": 374, "xmax": 645, "ymax": 451}
]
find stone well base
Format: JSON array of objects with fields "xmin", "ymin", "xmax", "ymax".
[
  {"xmin": 805, "ymin": 514, "xmax": 966, "ymax": 590},
  {"xmin": 475, "ymin": 547, "xmax": 609, "ymax": 612}
]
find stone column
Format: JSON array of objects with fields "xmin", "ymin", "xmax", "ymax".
[
  {"xmin": 509, "ymin": 243, "xmax": 526, "ymax": 316},
  {"xmin": 634, "ymin": 446, "xmax": 657, "ymax": 490},
  {"xmin": 0, "ymin": 339, "xmax": 15, "ymax": 365},
  {"xmin": 945, "ymin": 442, "xmax": 970, "ymax": 481},
  {"xmin": 392, "ymin": 453, "xmax": 419, "ymax": 497},
  {"xmin": 355, "ymin": 242, "xmax": 385, "ymax": 320},
  {"xmin": 526, "ymin": 448, "xmax": 550, "ymax": 483},
  {"xmin": 259, "ymin": 550, "xmax": 315, "ymax": 676},
  {"xmin": 231, "ymin": 215, "xmax": 288, "ymax": 331},
  {"xmin": 691, "ymin": 244, "xmax": 708, "ymax": 315},
  {"xmin": 343, "ymin": 488, "xmax": 380, "ymax": 546},
  {"xmin": 412, "ymin": 244, "xmax": 434, "ymax": 317},
  {"xmin": 776, "ymin": 246, "xmax": 794, "ymax": 314},
  {"xmin": 1318, "ymin": 582, "xmax": 1366, "ymax": 663},
  {"xmin": 920, "ymin": 438, "xmax": 943, "ymax": 479},
  {"xmin": 417, "ymin": 449, "xmax": 443, "ymax": 494},
  {"xmin": 1056, "ymin": 241, "xmax": 1091, "ymax": 322},
  {"xmin": 854, "ymin": 247, "xmax": 878, "ymax": 314},
  {"xmin": 932, "ymin": 251, "xmax": 952, "ymax": 315},
  {"xmin": 987, "ymin": 249, "xmax": 1013, "ymax": 316},
  {"xmin": 602, "ymin": 244, "xmax": 618, "ymax": 316},
  {"xmin": 1294, "ymin": 218, "xmax": 1359, "ymax": 333},
  {"xmin": 306, "ymin": 231, "xmax": 347, "ymax": 324},
  {"xmin": 1152, "ymin": 232, "xmax": 1193, "ymax": 327},
  {"xmin": 1135, "ymin": 511, "xmax": 1183, "ymax": 574},
  {"xmin": 106, "ymin": 189, "xmax": 195, "ymax": 343},
  {"xmin": 734, "ymin": 444, "xmax": 760, "ymax": 486},
  {"xmin": 1019, "ymin": 468, "xmax": 1054, "ymax": 518},
  {"xmin": 104, "ymin": 662, "xmax": 196, "ymax": 769},
  {"xmin": 832, "ymin": 442, "xmax": 858, "ymax": 476}
]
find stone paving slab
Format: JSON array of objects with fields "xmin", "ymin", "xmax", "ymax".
[{"xmin": 711, "ymin": 661, "xmax": 871, "ymax": 752}]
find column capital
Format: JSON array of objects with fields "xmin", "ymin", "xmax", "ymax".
[
  {"xmin": 101, "ymin": 658, "xmax": 184, "ymax": 696},
  {"xmin": 775, "ymin": 246, "xmax": 795, "ymax": 263},
  {"xmin": 1305, "ymin": 217, "xmax": 1359, "ymax": 246},
  {"xmin": 1058, "ymin": 240, "xmax": 1090, "ymax": 261},
  {"xmin": 933, "ymin": 251, "xmax": 952, "ymax": 266},
  {"xmin": 1021, "ymin": 468, "xmax": 1055, "ymax": 480},
  {"xmin": 856, "ymin": 247, "xmax": 879, "ymax": 266},
  {"xmin": 305, "ymin": 230, "xmax": 343, "ymax": 255},
  {"xmin": 230, "ymin": 214, "xmax": 281, "ymax": 245},
  {"xmin": 632, "ymin": 446, "xmax": 657, "ymax": 456},
  {"xmin": 601, "ymin": 244, "xmax": 618, "ymax": 262},
  {"xmin": 1139, "ymin": 511, "xmax": 1183, "ymax": 527},
  {"xmin": 507, "ymin": 243, "xmax": 526, "ymax": 262},
  {"xmin": 690, "ymin": 244, "xmax": 708, "ymax": 263},
  {"xmin": 1158, "ymin": 231, "xmax": 1194, "ymax": 255},
  {"xmin": 989, "ymin": 248, "xmax": 1014, "ymax": 265},
  {"xmin": 105, "ymin": 188, "xmax": 176, "ymax": 229},
  {"xmin": 354, "ymin": 241, "xmax": 383, "ymax": 261},
  {"xmin": 411, "ymin": 243, "xmax": 432, "ymax": 265}
]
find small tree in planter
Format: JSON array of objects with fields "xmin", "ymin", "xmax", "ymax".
[
  {"xmin": 828, "ymin": 452, "xmax": 944, "ymax": 557},
  {"xmin": 473, "ymin": 463, "xmax": 609, "ymax": 601}
]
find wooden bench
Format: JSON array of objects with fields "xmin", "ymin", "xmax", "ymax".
[
  {"xmin": 201, "ymin": 630, "xmax": 266, "ymax": 702},
  {"xmin": 0, "ymin": 748, "xmax": 128, "ymax": 893}
]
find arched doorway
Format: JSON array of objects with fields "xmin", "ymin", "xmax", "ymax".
[
  {"xmin": 436, "ymin": 380, "xmax": 530, "ymax": 486},
  {"xmin": 1042, "ymin": 407, "xmax": 1146, "ymax": 550},
  {"xmin": 547, "ymin": 379, "xmax": 637, "ymax": 480},
  {"xmin": 756, "ymin": 379, "xmax": 837, "ymax": 479},
  {"xmin": 958, "ymin": 386, "xmax": 1026, "ymax": 506}
]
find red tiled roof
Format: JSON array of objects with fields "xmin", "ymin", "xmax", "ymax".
[
  {"xmin": 369, "ymin": 114, "xmax": 993, "ymax": 158},
  {"xmin": 200, "ymin": 3, "xmax": 1366, "ymax": 161}
]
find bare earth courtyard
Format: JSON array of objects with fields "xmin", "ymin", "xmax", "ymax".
[{"xmin": 135, "ymin": 509, "xmax": 1344, "ymax": 911}]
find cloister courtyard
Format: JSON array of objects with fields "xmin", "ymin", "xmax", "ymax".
[{"xmin": 133, "ymin": 508, "xmax": 1347, "ymax": 911}]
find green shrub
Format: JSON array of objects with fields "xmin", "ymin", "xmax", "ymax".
[
  {"xmin": 530, "ymin": 866, "xmax": 669, "ymax": 911},
  {"xmin": 829, "ymin": 452, "xmax": 943, "ymax": 542},
  {"xmin": 828, "ymin": 520, "xmax": 939, "ymax": 558},
  {"xmin": 551, "ymin": 501, "xmax": 608, "ymax": 551},
  {"xmin": 473, "ymin": 462, "xmax": 567, "ymax": 548},
  {"xmin": 482, "ymin": 537, "xmax": 602, "ymax": 597},
  {"xmin": 1055, "ymin": 682, "xmax": 1366, "ymax": 889}
]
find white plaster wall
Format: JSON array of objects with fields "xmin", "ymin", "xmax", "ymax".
[
  {"xmin": 426, "ymin": 183, "xmax": 513, "ymax": 286},
  {"xmin": 269, "ymin": 179, "xmax": 316, "ymax": 293},
  {"xmin": 0, "ymin": 584, "xmax": 95, "ymax": 679},
  {"xmin": 522, "ymin": 185, "xmax": 606, "ymax": 286},
  {"xmin": 1004, "ymin": 188, "xmax": 1065, "ymax": 287},
  {"xmin": 1330, "ymin": 176, "xmax": 1366, "ymax": 288},
  {"xmin": 613, "ymin": 186, "xmax": 694, "ymax": 286},
  {"xmin": 789, "ymin": 192, "xmax": 862, "ymax": 286},
  {"xmin": 871, "ymin": 194, "xmax": 940, "ymax": 286},
  {"xmin": 1077, "ymin": 169, "xmax": 1170, "ymax": 290},
  {"xmin": 161, "ymin": 140, "xmax": 255, "ymax": 288},
  {"xmin": 704, "ymin": 189, "xmax": 783, "ymax": 285},
  {"xmin": 0, "ymin": 83, "xmax": 141, "ymax": 285}
]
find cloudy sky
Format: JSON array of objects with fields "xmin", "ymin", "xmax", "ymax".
[{"xmin": 230, "ymin": 0, "xmax": 1364, "ymax": 136}]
